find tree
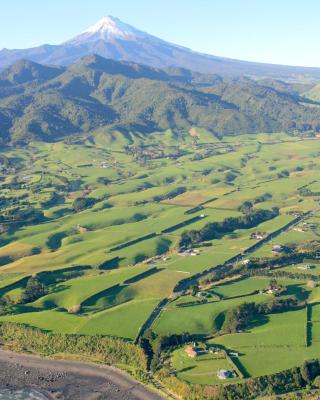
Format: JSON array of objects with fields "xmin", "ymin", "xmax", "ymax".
[
  {"xmin": 191, "ymin": 284, "xmax": 199, "ymax": 296},
  {"xmin": 225, "ymin": 172, "xmax": 237, "ymax": 182},
  {"xmin": 300, "ymin": 360, "xmax": 320, "ymax": 383},
  {"xmin": 269, "ymin": 279, "xmax": 278, "ymax": 290},
  {"xmin": 97, "ymin": 177, "xmax": 111, "ymax": 185},
  {"xmin": 239, "ymin": 201, "xmax": 254, "ymax": 215},
  {"xmin": 21, "ymin": 276, "xmax": 47, "ymax": 303},
  {"xmin": 0, "ymin": 297, "xmax": 10, "ymax": 315},
  {"xmin": 222, "ymin": 308, "xmax": 240, "ymax": 333},
  {"xmin": 222, "ymin": 302, "xmax": 258, "ymax": 333},
  {"xmin": 72, "ymin": 197, "xmax": 96, "ymax": 212}
]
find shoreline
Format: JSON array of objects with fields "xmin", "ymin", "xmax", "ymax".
[{"xmin": 0, "ymin": 348, "xmax": 166, "ymax": 400}]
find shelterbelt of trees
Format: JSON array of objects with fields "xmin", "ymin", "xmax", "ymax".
[
  {"xmin": 0, "ymin": 323, "xmax": 147, "ymax": 381},
  {"xmin": 179, "ymin": 207, "xmax": 279, "ymax": 249}
]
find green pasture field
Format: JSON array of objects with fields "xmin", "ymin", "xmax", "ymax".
[
  {"xmin": 153, "ymin": 277, "xmax": 308, "ymax": 336},
  {"xmin": 171, "ymin": 347, "xmax": 240, "ymax": 385},
  {"xmin": 1, "ymin": 131, "xmax": 320, "ymax": 385},
  {"xmin": 210, "ymin": 306, "xmax": 320, "ymax": 378},
  {"xmin": 153, "ymin": 293, "xmax": 266, "ymax": 336}
]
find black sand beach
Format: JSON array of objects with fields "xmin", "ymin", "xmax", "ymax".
[{"xmin": 0, "ymin": 349, "xmax": 166, "ymax": 400}]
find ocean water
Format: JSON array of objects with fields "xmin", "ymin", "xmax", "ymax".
[{"xmin": 0, "ymin": 389, "xmax": 48, "ymax": 400}]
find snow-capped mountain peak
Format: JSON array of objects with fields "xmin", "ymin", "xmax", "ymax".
[{"xmin": 66, "ymin": 16, "xmax": 148, "ymax": 44}]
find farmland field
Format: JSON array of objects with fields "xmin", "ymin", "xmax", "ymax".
[{"xmin": 1, "ymin": 130, "xmax": 320, "ymax": 391}]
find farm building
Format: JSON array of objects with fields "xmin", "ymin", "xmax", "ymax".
[
  {"xmin": 251, "ymin": 232, "xmax": 265, "ymax": 240},
  {"xmin": 217, "ymin": 369, "xmax": 232, "ymax": 379},
  {"xmin": 298, "ymin": 264, "xmax": 312, "ymax": 270},
  {"xmin": 185, "ymin": 345, "xmax": 198, "ymax": 358},
  {"xmin": 272, "ymin": 244, "xmax": 283, "ymax": 253}
]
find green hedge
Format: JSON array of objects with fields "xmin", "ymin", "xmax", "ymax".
[{"xmin": 0, "ymin": 323, "xmax": 146, "ymax": 372}]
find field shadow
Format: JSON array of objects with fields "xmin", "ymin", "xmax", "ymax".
[
  {"xmin": 46, "ymin": 231, "xmax": 68, "ymax": 251},
  {"xmin": 156, "ymin": 238, "xmax": 172, "ymax": 255},
  {"xmin": 98, "ymin": 257, "xmax": 124, "ymax": 270},
  {"xmin": 0, "ymin": 256, "xmax": 14, "ymax": 267},
  {"xmin": 246, "ymin": 314, "xmax": 269, "ymax": 330},
  {"xmin": 286, "ymin": 283, "xmax": 309, "ymax": 301},
  {"xmin": 0, "ymin": 276, "xmax": 29, "ymax": 297},
  {"xmin": 38, "ymin": 265, "xmax": 90, "ymax": 285},
  {"xmin": 177, "ymin": 366, "xmax": 196, "ymax": 374},
  {"xmin": 52, "ymin": 207, "xmax": 73, "ymax": 218},
  {"xmin": 81, "ymin": 284, "xmax": 135, "ymax": 314},
  {"xmin": 134, "ymin": 253, "xmax": 148, "ymax": 263},
  {"xmin": 9, "ymin": 304, "xmax": 44, "ymax": 315},
  {"xmin": 124, "ymin": 267, "xmax": 160, "ymax": 284},
  {"xmin": 47, "ymin": 283, "xmax": 71, "ymax": 295},
  {"xmin": 213, "ymin": 312, "xmax": 225, "ymax": 331}
]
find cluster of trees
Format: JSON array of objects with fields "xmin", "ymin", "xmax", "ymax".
[
  {"xmin": 222, "ymin": 296, "xmax": 297, "ymax": 333},
  {"xmin": 268, "ymin": 278, "xmax": 287, "ymax": 295},
  {"xmin": 224, "ymin": 171, "xmax": 238, "ymax": 183},
  {"xmin": 0, "ymin": 155, "xmax": 11, "ymax": 168},
  {"xmin": 299, "ymin": 187, "xmax": 320, "ymax": 197},
  {"xmin": 179, "ymin": 207, "xmax": 279, "ymax": 249},
  {"xmin": 0, "ymin": 194, "xmax": 27, "ymax": 208},
  {"xmin": 20, "ymin": 276, "xmax": 48, "ymax": 304},
  {"xmin": 140, "ymin": 330, "xmax": 195, "ymax": 372},
  {"xmin": 253, "ymin": 192, "xmax": 272, "ymax": 204},
  {"xmin": 0, "ymin": 275, "xmax": 48, "ymax": 313},
  {"xmin": 222, "ymin": 302, "xmax": 257, "ymax": 333},
  {"xmin": 277, "ymin": 169, "xmax": 290, "ymax": 179},
  {"xmin": 0, "ymin": 207, "xmax": 44, "ymax": 227},
  {"xmin": 97, "ymin": 177, "xmax": 112, "ymax": 185},
  {"xmin": 259, "ymin": 297, "xmax": 298, "ymax": 314},
  {"xmin": 0, "ymin": 297, "xmax": 12, "ymax": 316},
  {"xmin": 72, "ymin": 197, "xmax": 96, "ymax": 212},
  {"xmin": 247, "ymin": 267, "xmax": 319, "ymax": 283},
  {"xmin": 40, "ymin": 192, "xmax": 64, "ymax": 208}
]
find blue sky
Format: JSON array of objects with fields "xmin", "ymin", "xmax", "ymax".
[{"xmin": 1, "ymin": 0, "xmax": 319, "ymax": 67}]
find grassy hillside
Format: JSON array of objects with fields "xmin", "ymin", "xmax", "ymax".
[
  {"xmin": 1, "ymin": 56, "xmax": 320, "ymax": 144},
  {"xmin": 1, "ymin": 129, "xmax": 320, "ymax": 397}
]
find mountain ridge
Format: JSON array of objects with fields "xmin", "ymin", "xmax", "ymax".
[
  {"xmin": 0, "ymin": 54, "xmax": 320, "ymax": 145},
  {"xmin": 1, "ymin": 16, "xmax": 320, "ymax": 79}
]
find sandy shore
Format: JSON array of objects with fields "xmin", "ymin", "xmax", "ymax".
[{"xmin": 0, "ymin": 349, "xmax": 166, "ymax": 400}]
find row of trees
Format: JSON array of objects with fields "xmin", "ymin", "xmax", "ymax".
[
  {"xmin": 179, "ymin": 207, "xmax": 279, "ymax": 249},
  {"xmin": 0, "ymin": 207, "xmax": 45, "ymax": 228},
  {"xmin": 0, "ymin": 323, "xmax": 147, "ymax": 378},
  {"xmin": 299, "ymin": 187, "xmax": 320, "ymax": 197}
]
